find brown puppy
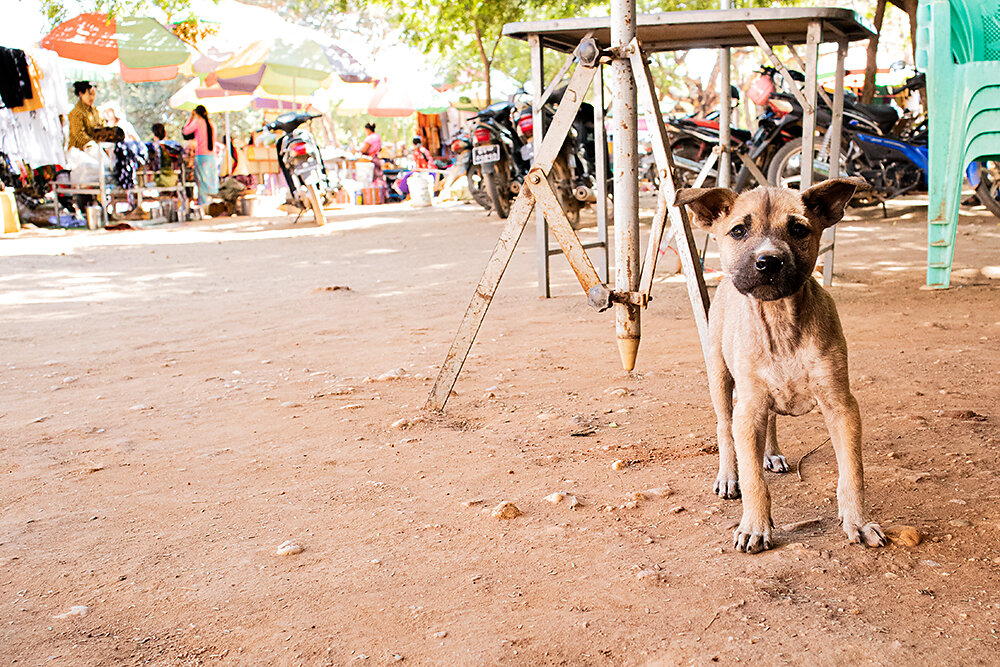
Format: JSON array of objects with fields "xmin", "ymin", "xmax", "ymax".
[{"xmin": 675, "ymin": 179, "xmax": 887, "ymax": 553}]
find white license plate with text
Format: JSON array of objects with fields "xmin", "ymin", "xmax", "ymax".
[{"xmin": 472, "ymin": 144, "xmax": 500, "ymax": 165}]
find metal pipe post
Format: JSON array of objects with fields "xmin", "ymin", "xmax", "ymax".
[
  {"xmin": 800, "ymin": 20, "xmax": 821, "ymax": 190},
  {"xmin": 718, "ymin": 0, "xmax": 732, "ymax": 189},
  {"xmin": 594, "ymin": 64, "xmax": 609, "ymax": 284},
  {"xmin": 611, "ymin": 0, "xmax": 640, "ymax": 371},
  {"xmin": 530, "ymin": 35, "xmax": 550, "ymax": 297},
  {"xmin": 822, "ymin": 37, "xmax": 848, "ymax": 286}
]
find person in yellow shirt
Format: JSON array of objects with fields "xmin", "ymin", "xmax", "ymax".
[{"xmin": 67, "ymin": 81, "xmax": 103, "ymax": 151}]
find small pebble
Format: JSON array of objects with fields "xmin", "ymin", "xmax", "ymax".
[
  {"xmin": 544, "ymin": 492, "xmax": 566, "ymax": 504},
  {"xmin": 949, "ymin": 519, "xmax": 971, "ymax": 528},
  {"xmin": 491, "ymin": 501, "xmax": 521, "ymax": 519},
  {"xmin": 276, "ymin": 541, "xmax": 305, "ymax": 556},
  {"xmin": 53, "ymin": 605, "xmax": 88, "ymax": 619},
  {"xmin": 611, "ymin": 459, "xmax": 625, "ymax": 470},
  {"xmin": 644, "ymin": 486, "xmax": 672, "ymax": 498},
  {"xmin": 432, "ymin": 630, "xmax": 448, "ymax": 639},
  {"xmin": 886, "ymin": 525, "xmax": 922, "ymax": 547}
]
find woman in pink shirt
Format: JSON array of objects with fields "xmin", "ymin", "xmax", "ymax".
[
  {"xmin": 182, "ymin": 105, "xmax": 218, "ymax": 206},
  {"xmin": 360, "ymin": 121, "xmax": 385, "ymax": 196}
]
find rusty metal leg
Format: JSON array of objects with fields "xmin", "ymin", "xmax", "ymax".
[
  {"xmin": 630, "ymin": 39, "xmax": 712, "ymax": 362},
  {"xmin": 529, "ymin": 171, "xmax": 602, "ymax": 293},
  {"xmin": 425, "ymin": 191, "xmax": 537, "ymax": 412},
  {"xmin": 426, "ymin": 49, "xmax": 600, "ymax": 412},
  {"xmin": 822, "ymin": 37, "xmax": 848, "ymax": 287},
  {"xmin": 800, "ymin": 20, "xmax": 821, "ymax": 191},
  {"xmin": 530, "ymin": 35, "xmax": 550, "ymax": 298},
  {"xmin": 594, "ymin": 64, "xmax": 609, "ymax": 284},
  {"xmin": 693, "ymin": 149, "xmax": 720, "ymax": 188},
  {"xmin": 612, "ymin": 0, "xmax": 640, "ymax": 372}
]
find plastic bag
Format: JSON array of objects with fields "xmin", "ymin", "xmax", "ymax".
[{"xmin": 66, "ymin": 146, "xmax": 102, "ymax": 185}]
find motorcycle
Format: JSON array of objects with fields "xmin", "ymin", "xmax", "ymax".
[
  {"xmin": 470, "ymin": 86, "xmax": 602, "ymax": 227},
  {"xmin": 261, "ymin": 112, "xmax": 335, "ymax": 221},
  {"xmin": 447, "ymin": 128, "xmax": 493, "ymax": 210},
  {"xmin": 469, "ymin": 99, "xmax": 529, "ymax": 219},
  {"xmin": 660, "ymin": 85, "xmax": 748, "ymax": 189}
]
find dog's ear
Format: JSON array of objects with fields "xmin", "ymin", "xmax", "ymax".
[
  {"xmin": 673, "ymin": 188, "xmax": 737, "ymax": 229},
  {"xmin": 801, "ymin": 177, "xmax": 869, "ymax": 228}
]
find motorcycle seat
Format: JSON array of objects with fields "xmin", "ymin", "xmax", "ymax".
[
  {"xmin": 477, "ymin": 102, "xmax": 512, "ymax": 121},
  {"xmin": 853, "ymin": 102, "xmax": 899, "ymax": 133}
]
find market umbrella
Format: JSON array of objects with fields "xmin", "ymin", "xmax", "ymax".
[
  {"xmin": 334, "ymin": 78, "xmax": 449, "ymax": 117},
  {"xmin": 40, "ymin": 13, "xmax": 193, "ymax": 82},
  {"xmin": 443, "ymin": 71, "xmax": 520, "ymax": 110},
  {"xmin": 210, "ymin": 38, "xmax": 370, "ymax": 97},
  {"xmin": 169, "ymin": 77, "xmax": 315, "ymax": 113}
]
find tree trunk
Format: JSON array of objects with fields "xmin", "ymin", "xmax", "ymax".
[
  {"xmin": 861, "ymin": 0, "xmax": 888, "ymax": 104},
  {"xmin": 472, "ymin": 21, "xmax": 492, "ymax": 107}
]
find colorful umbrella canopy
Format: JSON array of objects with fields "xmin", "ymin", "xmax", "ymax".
[
  {"xmin": 40, "ymin": 13, "xmax": 192, "ymax": 69},
  {"xmin": 210, "ymin": 38, "xmax": 370, "ymax": 97},
  {"xmin": 334, "ymin": 78, "xmax": 448, "ymax": 117},
  {"xmin": 169, "ymin": 77, "xmax": 314, "ymax": 113}
]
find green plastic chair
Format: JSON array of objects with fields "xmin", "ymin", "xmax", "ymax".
[{"xmin": 916, "ymin": 0, "xmax": 1000, "ymax": 288}]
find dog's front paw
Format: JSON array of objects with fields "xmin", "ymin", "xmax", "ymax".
[
  {"xmin": 844, "ymin": 521, "xmax": 887, "ymax": 547},
  {"xmin": 713, "ymin": 473, "xmax": 740, "ymax": 499},
  {"xmin": 763, "ymin": 454, "xmax": 789, "ymax": 473},
  {"xmin": 733, "ymin": 519, "xmax": 773, "ymax": 553}
]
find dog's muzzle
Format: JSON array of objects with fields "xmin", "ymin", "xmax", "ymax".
[{"xmin": 731, "ymin": 241, "xmax": 805, "ymax": 300}]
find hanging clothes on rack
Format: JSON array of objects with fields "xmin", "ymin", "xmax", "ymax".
[{"xmin": 0, "ymin": 47, "xmax": 33, "ymax": 109}]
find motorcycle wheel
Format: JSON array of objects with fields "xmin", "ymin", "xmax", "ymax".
[
  {"xmin": 672, "ymin": 138, "xmax": 713, "ymax": 188},
  {"xmin": 767, "ymin": 138, "xmax": 809, "ymax": 189},
  {"xmin": 974, "ymin": 160, "xmax": 1000, "ymax": 220},
  {"xmin": 467, "ymin": 164, "xmax": 492, "ymax": 210},
  {"xmin": 768, "ymin": 138, "xmax": 878, "ymax": 205},
  {"xmin": 485, "ymin": 161, "xmax": 511, "ymax": 219},
  {"xmin": 551, "ymin": 153, "xmax": 583, "ymax": 229}
]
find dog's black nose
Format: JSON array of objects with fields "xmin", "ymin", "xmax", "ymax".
[{"xmin": 755, "ymin": 254, "xmax": 783, "ymax": 274}]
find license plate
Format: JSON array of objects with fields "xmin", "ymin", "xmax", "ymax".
[{"xmin": 472, "ymin": 144, "xmax": 500, "ymax": 165}]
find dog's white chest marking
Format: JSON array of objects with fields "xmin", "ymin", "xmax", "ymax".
[{"xmin": 760, "ymin": 358, "xmax": 817, "ymax": 416}]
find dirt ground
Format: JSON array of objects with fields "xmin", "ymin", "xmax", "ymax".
[{"xmin": 2, "ymin": 194, "xmax": 999, "ymax": 666}]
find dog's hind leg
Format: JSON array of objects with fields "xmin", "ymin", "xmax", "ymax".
[
  {"xmin": 763, "ymin": 412, "xmax": 789, "ymax": 473},
  {"xmin": 708, "ymin": 351, "xmax": 739, "ymax": 499},
  {"xmin": 820, "ymin": 391, "xmax": 887, "ymax": 548}
]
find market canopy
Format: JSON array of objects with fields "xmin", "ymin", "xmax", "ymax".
[
  {"xmin": 169, "ymin": 77, "xmax": 316, "ymax": 112},
  {"xmin": 40, "ymin": 13, "xmax": 192, "ymax": 68},
  {"xmin": 333, "ymin": 78, "xmax": 448, "ymax": 117},
  {"xmin": 209, "ymin": 38, "xmax": 371, "ymax": 96}
]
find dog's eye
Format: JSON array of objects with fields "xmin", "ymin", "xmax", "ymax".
[
  {"xmin": 788, "ymin": 220, "xmax": 811, "ymax": 239},
  {"xmin": 728, "ymin": 224, "xmax": 748, "ymax": 240}
]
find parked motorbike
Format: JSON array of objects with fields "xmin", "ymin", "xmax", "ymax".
[
  {"xmin": 469, "ymin": 100, "xmax": 529, "ymax": 219},
  {"xmin": 262, "ymin": 112, "xmax": 335, "ymax": 220},
  {"xmin": 660, "ymin": 85, "xmax": 747, "ymax": 188},
  {"xmin": 447, "ymin": 128, "xmax": 493, "ymax": 210},
  {"xmin": 470, "ymin": 85, "xmax": 601, "ymax": 227}
]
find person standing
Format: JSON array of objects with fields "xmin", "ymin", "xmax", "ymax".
[
  {"xmin": 182, "ymin": 104, "xmax": 218, "ymax": 207},
  {"xmin": 360, "ymin": 121, "xmax": 385, "ymax": 199},
  {"xmin": 67, "ymin": 80, "xmax": 103, "ymax": 151}
]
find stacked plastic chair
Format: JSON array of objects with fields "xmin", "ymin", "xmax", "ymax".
[{"xmin": 916, "ymin": 0, "xmax": 1000, "ymax": 288}]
